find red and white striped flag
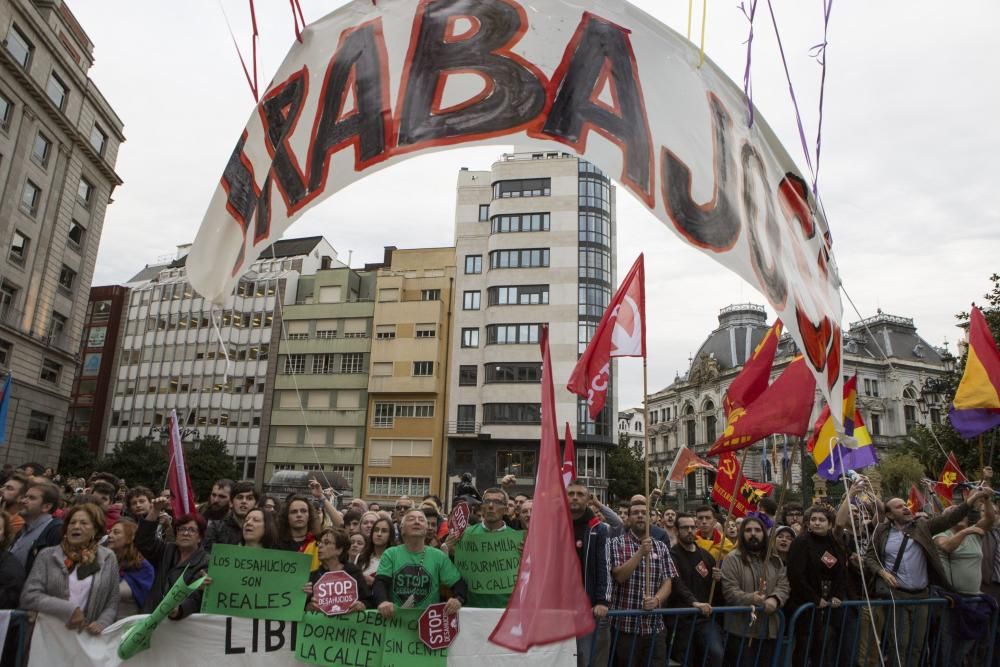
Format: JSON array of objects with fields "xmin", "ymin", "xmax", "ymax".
[
  {"xmin": 166, "ymin": 409, "xmax": 197, "ymax": 517},
  {"xmin": 567, "ymin": 254, "xmax": 645, "ymax": 419}
]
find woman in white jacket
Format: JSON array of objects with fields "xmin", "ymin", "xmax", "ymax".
[{"xmin": 20, "ymin": 503, "xmax": 119, "ymax": 634}]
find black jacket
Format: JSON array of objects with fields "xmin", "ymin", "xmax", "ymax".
[
  {"xmin": 16, "ymin": 516, "xmax": 62, "ymax": 576},
  {"xmin": 572, "ymin": 509, "xmax": 609, "ymax": 607},
  {"xmin": 309, "ymin": 563, "xmax": 373, "ymax": 609},
  {"xmin": 203, "ymin": 514, "xmax": 243, "ymax": 551},
  {"xmin": 136, "ymin": 518, "xmax": 210, "ymax": 618},
  {"xmin": 669, "ymin": 542, "xmax": 722, "ymax": 607},
  {"xmin": 787, "ymin": 531, "xmax": 847, "ymax": 609},
  {"xmin": 0, "ymin": 551, "xmax": 25, "ymax": 609}
]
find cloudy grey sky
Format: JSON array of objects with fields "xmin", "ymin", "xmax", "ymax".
[{"xmin": 70, "ymin": 0, "xmax": 998, "ymax": 409}]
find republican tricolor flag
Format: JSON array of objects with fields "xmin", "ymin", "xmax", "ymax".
[
  {"xmin": 567, "ymin": 254, "xmax": 645, "ymax": 419},
  {"xmin": 949, "ymin": 306, "xmax": 1000, "ymax": 438},
  {"xmin": 166, "ymin": 409, "xmax": 197, "ymax": 517}
]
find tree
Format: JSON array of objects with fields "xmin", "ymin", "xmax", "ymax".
[
  {"xmin": 877, "ymin": 453, "xmax": 926, "ymax": 498},
  {"xmin": 606, "ymin": 441, "xmax": 645, "ymax": 503},
  {"xmin": 101, "ymin": 437, "xmax": 168, "ymax": 491},
  {"xmin": 186, "ymin": 435, "xmax": 240, "ymax": 500},
  {"xmin": 57, "ymin": 436, "xmax": 97, "ymax": 478}
]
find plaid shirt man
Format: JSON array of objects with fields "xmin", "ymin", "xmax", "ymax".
[{"xmin": 607, "ymin": 530, "xmax": 677, "ymax": 635}]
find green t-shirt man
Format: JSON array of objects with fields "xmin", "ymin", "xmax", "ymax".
[
  {"xmin": 455, "ymin": 523, "xmax": 524, "ymax": 608},
  {"xmin": 376, "ymin": 544, "xmax": 462, "ymax": 609}
]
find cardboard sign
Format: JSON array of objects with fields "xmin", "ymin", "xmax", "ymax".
[
  {"xmin": 187, "ymin": 0, "xmax": 845, "ymax": 421},
  {"xmin": 313, "ymin": 570, "xmax": 359, "ymax": 616},
  {"xmin": 296, "ymin": 609, "xmax": 446, "ymax": 667},
  {"xmin": 448, "ymin": 502, "xmax": 471, "ymax": 539},
  {"xmin": 202, "ymin": 544, "xmax": 312, "ymax": 621},
  {"xmin": 420, "ymin": 602, "xmax": 459, "ymax": 651},
  {"xmin": 453, "ymin": 529, "xmax": 524, "ymax": 596}
]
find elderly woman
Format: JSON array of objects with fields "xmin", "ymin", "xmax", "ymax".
[
  {"xmin": 241, "ymin": 508, "xmax": 279, "ymax": 549},
  {"xmin": 305, "ymin": 528, "xmax": 371, "ymax": 612},
  {"xmin": 20, "ymin": 503, "xmax": 119, "ymax": 634},
  {"xmin": 136, "ymin": 497, "xmax": 210, "ymax": 619},
  {"xmin": 106, "ymin": 519, "xmax": 154, "ymax": 620}
]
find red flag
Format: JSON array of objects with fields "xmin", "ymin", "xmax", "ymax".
[
  {"xmin": 724, "ymin": 319, "xmax": 783, "ymax": 417},
  {"xmin": 561, "ymin": 422, "xmax": 577, "ymax": 489},
  {"xmin": 707, "ymin": 357, "xmax": 817, "ymax": 456},
  {"xmin": 933, "ymin": 452, "xmax": 968, "ymax": 505},
  {"xmin": 710, "ymin": 452, "xmax": 774, "ymax": 518},
  {"xmin": 490, "ymin": 326, "xmax": 594, "ymax": 651},
  {"xmin": 166, "ymin": 409, "xmax": 197, "ymax": 517},
  {"xmin": 567, "ymin": 254, "xmax": 645, "ymax": 419},
  {"xmin": 906, "ymin": 484, "xmax": 924, "ymax": 514},
  {"xmin": 666, "ymin": 446, "xmax": 716, "ymax": 484}
]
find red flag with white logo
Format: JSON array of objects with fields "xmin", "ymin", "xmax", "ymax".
[
  {"xmin": 166, "ymin": 409, "xmax": 198, "ymax": 517},
  {"xmin": 567, "ymin": 254, "xmax": 645, "ymax": 419},
  {"xmin": 561, "ymin": 422, "xmax": 577, "ymax": 488},
  {"xmin": 490, "ymin": 326, "xmax": 594, "ymax": 651}
]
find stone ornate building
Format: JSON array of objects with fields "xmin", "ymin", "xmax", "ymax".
[{"xmin": 646, "ymin": 304, "xmax": 954, "ymax": 503}]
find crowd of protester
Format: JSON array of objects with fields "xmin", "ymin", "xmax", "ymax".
[{"xmin": 0, "ymin": 462, "xmax": 997, "ymax": 666}]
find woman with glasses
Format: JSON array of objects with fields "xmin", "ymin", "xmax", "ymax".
[{"xmin": 135, "ymin": 497, "xmax": 210, "ymax": 619}]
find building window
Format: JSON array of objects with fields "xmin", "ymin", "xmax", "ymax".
[
  {"xmin": 46, "ymin": 72, "xmax": 69, "ymax": 110},
  {"xmin": 68, "ymin": 220, "xmax": 85, "ymax": 248},
  {"xmin": 8, "ymin": 231, "xmax": 29, "ymax": 266},
  {"xmin": 5, "ymin": 25, "xmax": 32, "ymax": 69},
  {"xmin": 312, "ymin": 354, "xmax": 335, "ymax": 374},
  {"xmin": 40, "ymin": 359, "xmax": 61, "ymax": 384},
  {"xmin": 904, "ymin": 405, "xmax": 917, "ymax": 430},
  {"xmin": 686, "ymin": 418, "xmax": 696, "ymax": 446},
  {"xmin": 367, "ymin": 476, "xmax": 430, "ymax": 498},
  {"xmin": 930, "ymin": 407, "xmax": 941, "ymax": 425},
  {"xmin": 488, "ymin": 284, "xmax": 549, "ymax": 306},
  {"xmin": 871, "ymin": 380, "xmax": 879, "ymax": 397},
  {"xmin": 484, "ymin": 403, "xmax": 541, "ymax": 425},
  {"xmin": 577, "ymin": 448, "xmax": 605, "ymax": 479},
  {"xmin": 26, "ymin": 411, "xmax": 52, "ymax": 442},
  {"xmin": 58, "ymin": 265, "xmax": 76, "ymax": 292},
  {"xmin": 420, "ymin": 289, "xmax": 440, "ymax": 301},
  {"xmin": 497, "ymin": 450, "xmax": 537, "ymax": 476},
  {"xmin": 415, "ymin": 324, "xmax": 436, "ymax": 338},
  {"xmin": 412, "ymin": 361, "xmax": 433, "ymax": 376},
  {"xmin": 491, "ymin": 212, "xmax": 550, "ymax": 233},
  {"xmin": 375, "ymin": 324, "xmax": 396, "ymax": 340},
  {"xmin": 341, "ymin": 352, "xmax": 364, "ymax": 374},
  {"xmin": 283, "ymin": 354, "xmax": 306, "ymax": 374},
  {"xmin": 870, "ymin": 413, "xmax": 882, "ymax": 436},
  {"xmin": 485, "ymin": 323, "xmax": 542, "ymax": 345},
  {"xmin": 0, "ymin": 339, "xmax": 11, "ymax": 366},
  {"xmin": 31, "ymin": 133, "xmax": 51, "ymax": 166},
  {"xmin": 0, "ymin": 282, "xmax": 17, "ymax": 320},
  {"xmin": 462, "ymin": 291, "xmax": 481, "ymax": 310},
  {"xmin": 378, "ymin": 288, "xmax": 399, "ymax": 302},
  {"xmin": 372, "ymin": 362, "xmax": 392, "ymax": 376},
  {"xmin": 77, "ymin": 178, "xmax": 94, "ymax": 207},
  {"xmin": 373, "ymin": 403, "xmax": 394, "ymax": 428},
  {"xmin": 478, "ymin": 204, "xmax": 489, "ymax": 221},
  {"xmin": 49, "ymin": 311, "xmax": 67, "ymax": 341},
  {"xmin": 457, "ymin": 404, "xmax": 476, "ymax": 432},
  {"xmin": 459, "ymin": 365, "xmax": 477, "ymax": 386},
  {"xmin": 20, "ymin": 181, "xmax": 41, "ymax": 216},
  {"xmin": 461, "ymin": 328, "xmax": 479, "ymax": 348},
  {"xmin": 489, "ymin": 248, "xmax": 549, "ymax": 269},
  {"xmin": 705, "ymin": 415, "xmax": 717, "ymax": 443},
  {"xmin": 90, "ymin": 124, "xmax": 107, "ymax": 155},
  {"xmin": 464, "ymin": 255, "xmax": 482, "ymax": 274},
  {"xmin": 0, "ymin": 93, "xmax": 11, "ymax": 130},
  {"xmin": 492, "ymin": 178, "xmax": 551, "ymax": 198},
  {"xmin": 485, "ymin": 362, "xmax": 542, "ymax": 383}
]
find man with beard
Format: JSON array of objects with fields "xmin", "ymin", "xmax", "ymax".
[
  {"xmin": 567, "ymin": 480, "xmax": 610, "ymax": 666},
  {"xmin": 607, "ymin": 498, "xmax": 675, "ymax": 667},
  {"xmin": 720, "ymin": 515, "xmax": 789, "ymax": 666},
  {"xmin": 199, "ymin": 479, "xmax": 234, "ymax": 522},
  {"xmin": 669, "ymin": 513, "xmax": 723, "ymax": 667},
  {"xmin": 204, "ymin": 480, "xmax": 259, "ymax": 549},
  {"xmin": 374, "ymin": 508, "xmax": 467, "ymax": 616}
]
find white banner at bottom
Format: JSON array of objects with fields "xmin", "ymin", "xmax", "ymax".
[{"xmin": 29, "ymin": 609, "xmax": 576, "ymax": 667}]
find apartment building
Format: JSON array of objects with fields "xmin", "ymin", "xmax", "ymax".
[
  {"xmin": 362, "ymin": 247, "xmax": 456, "ymax": 501},
  {"xmin": 446, "ymin": 151, "xmax": 617, "ymax": 502},
  {"xmin": 0, "ymin": 0, "xmax": 124, "ymax": 465}
]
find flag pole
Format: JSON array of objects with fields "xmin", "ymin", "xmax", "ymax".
[
  {"xmin": 707, "ymin": 445, "xmax": 752, "ymax": 602},
  {"xmin": 642, "ymin": 356, "xmax": 652, "ymax": 598}
]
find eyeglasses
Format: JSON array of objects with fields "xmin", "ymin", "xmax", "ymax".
[{"xmin": 176, "ymin": 526, "xmax": 200, "ymax": 535}]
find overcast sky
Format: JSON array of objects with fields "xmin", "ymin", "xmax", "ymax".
[{"xmin": 70, "ymin": 0, "xmax": 999, "ymax": 410}]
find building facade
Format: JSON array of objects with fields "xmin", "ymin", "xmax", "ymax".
[
  {"xmin": 445, "ymin": 151, "xmax": 617, "ymax": 503},
  {"xmin": 106, "ymin": 237, "xmax": 339, "ymax": 480},
  {"xmin": 362, "ymin": 247, "xmax": 456, "ymax": 502},
  {"xmin": 617, "ymin": 407, "xmax": 645, "ymax": 451},
  {"xmin": 263, "ymin": 265, "xmax": 377, "ymax": 495},
  {"xmin": 0, "ymin": 0, "xmax": 123, "ymax": 466},
  {"xmin": 65, "ymin": 284, "xmax": 127, "ymax": 454},
  {"xmin": 647, "ymin": 304, "xmax": 954, "ymax": 503}
]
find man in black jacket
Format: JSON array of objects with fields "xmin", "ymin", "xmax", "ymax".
[
  {"xmin": 8, "ymin": 481, "xmax": 62, "ymax": 575},
  {"xmin": 567, "ymin": 480, "xmax": 609, "ymax": 667},
  {"xmin": 203, "ymin": 480, "xmax": 258, "ymax": 549},
  {"xmin": 668, "ymin": 512, "xmax": 723, "ymax": 667}
]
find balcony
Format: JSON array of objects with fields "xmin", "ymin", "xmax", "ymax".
[{"xmin": 447, "ymin": 420, "xmax": 481, "ymax": 436}]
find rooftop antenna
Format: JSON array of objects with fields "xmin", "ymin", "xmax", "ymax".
[{"xmin": 347, "ymin": 249, "xmax": 353, "ymax": 267}]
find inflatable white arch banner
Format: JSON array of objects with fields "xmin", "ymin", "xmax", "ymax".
[{"xmin": 187, "ymin": 0, "xmax": 845, "ymax": 419}]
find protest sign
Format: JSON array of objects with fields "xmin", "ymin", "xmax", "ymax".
[
  {"xmin": 296, "ymin": 611, "xmax": 381, "ymax": 667},
  {"xmin": 312, "ymin": 570, "xmax": 358, "ymax": 616},
  {"xmin": 118, "ymin": 569, "xmax": 206, "ymax": 660},
  {"xmin": 202, "ymin": 544, "xmax": 311, "ymax": 621},
  {"xmin": 453, "ymin": 529, "xmax": 524, "ymax": 598},
  {"xmin": 420, "ymin": 603, "xmax": 459, "ymax": 651},
  {"xmin": 448, "ymin": 503, "xmax": 470, "ymax": 539}
]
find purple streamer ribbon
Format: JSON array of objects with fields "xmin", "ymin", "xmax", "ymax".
[
  {"xmin": 765, "ymin": 0, "xmax": 814, "ymax": 182},
  {"xmin": 739, "ymin": 1, "xmax": 759, "ymax": 128}
]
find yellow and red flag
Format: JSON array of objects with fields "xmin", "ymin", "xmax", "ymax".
[
  {"xmin": 906, "ymin": 484, "xmax": 924, "ymax": 514},
  {"xmin": 950, "ymin": 306, "xmax": 1000, "ymax": 437},
  {"xmin": 723, "ymin": 320, "xmax": 783, "ymax": 417},
  {"xmin": 932, "ymin": 452, "xmax": 968, "ymax": 506},
  {"xmin": 711, "ymin": 451, "xmax": 774, "ymax": 518},
  {"xmin": 666, "ymin": 446, "xmax": 716, "ymax": 484}
]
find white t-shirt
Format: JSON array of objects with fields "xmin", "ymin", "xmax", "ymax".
[{"xmin": 68, "ymin": 569, "xmax": 95, "ymax": 612}]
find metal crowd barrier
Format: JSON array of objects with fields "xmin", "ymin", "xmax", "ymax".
[
  {"xmin": 584, "ymin": 597, "xmax": 999, "ymax": 667},
  {"xmin": 4, "ymin": 610, "xmax": 31, "ymax": 667}
]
